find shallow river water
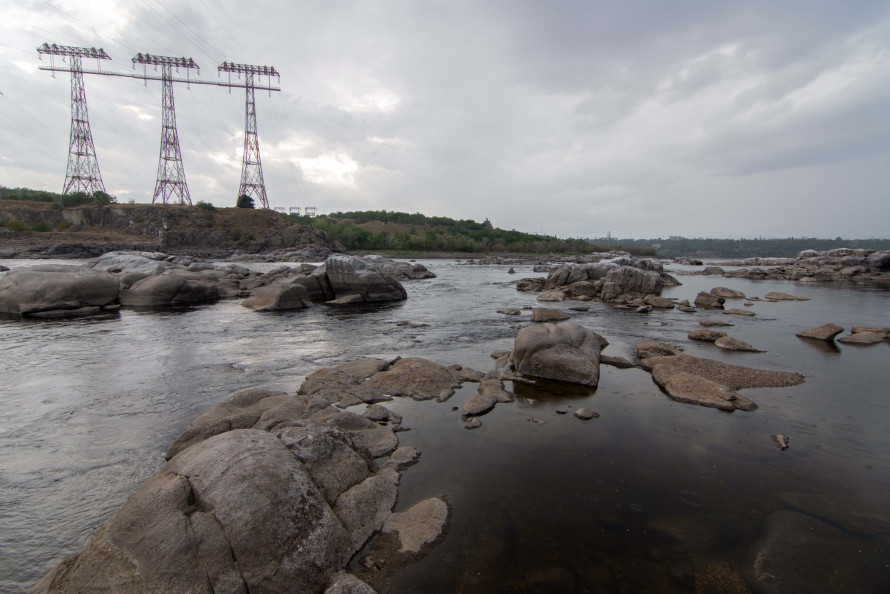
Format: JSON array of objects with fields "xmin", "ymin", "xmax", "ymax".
[{"xmin": 1, "ymin": 259, "xmax": 889, "ymax": 592}]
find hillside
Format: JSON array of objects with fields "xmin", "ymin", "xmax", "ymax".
[
  {"xmin": 302, "ymin": 210, "xmax": 653, "ymax": 255},
  {"xmin": 0, "ymin": 200, "xmax": 341, "ymax": 259}
]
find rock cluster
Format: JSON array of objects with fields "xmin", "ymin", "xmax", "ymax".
[
  {"xmin": 0, "ymin": 252, "xmax": 411, "ymax": 316},
  {"xmin": 685, "ymin": 249, "xmax": 890, "ymax": 282},
  {"xmin": 514, "ymin": 256, "xmax": 680, "ymax": 306},
  {"xmin": 33, "ymin": 357, "xmax": 475, "ymax": 593}
]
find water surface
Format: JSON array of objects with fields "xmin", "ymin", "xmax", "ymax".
[{"xmin": 1, "ymin": 260, "xmax": 889, "ymax": 592}]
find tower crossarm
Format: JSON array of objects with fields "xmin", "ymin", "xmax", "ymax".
[{"xmin": 37, "ymin": 43, "xmax": 110, "ymax": 61}]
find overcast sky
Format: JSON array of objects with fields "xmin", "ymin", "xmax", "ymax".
[{"xmin": 2, "ymin": 1, "xmax": 889, "ymax": 239}]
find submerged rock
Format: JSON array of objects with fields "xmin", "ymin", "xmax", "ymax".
[
  {"xmin": 688, "ymin": 329, "xmax": 727, "ymax": 342},
  {"xmin": 531, "ymin": 308, "xmax": 571, "ymax": 322},
  {"xmin": 837, "ymin": 332, "xmax": 886, "ymax": 345}
]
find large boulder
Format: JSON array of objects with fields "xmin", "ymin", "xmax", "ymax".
[
  {"xmin": 120, "ymin": 271, "xmax": 221, "ymax": 307},
  {"xmin": 324, "ymin": 255, "xmax": 407, "ymax": 302},
  {"xmin": 0, "ymin": 265, "xmax": 119, "ymax": 316},
  {"xmin": 33, "ymin": 430, "xmax": 353, "ymax": 594},
  {"xmin": 509, "ymin": 322, "xmax": 607, "ymax": 386}
]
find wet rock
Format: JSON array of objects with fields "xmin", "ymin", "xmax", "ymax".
[
  {"xmin": 363, "ymin": 404, "xmax": 402, "ymax": 425},
  {"xmin": 574, "ymin": 407, "xmax": 598, "ymax": 420},
  {"xmin": 0, "ymin": 266, "xmax": 120, "ymax": 316},
  {"xmin": 851, "ymin": 325, "xmax": 890, "ymax": 337},
  {"xmin": 688, "ymin": 329, "xmax": 727, "ymax": 342},
  {"xmin": 796, "ymin": 323, "xmax": 844, "ymax": 341},
  {"xmin": 241, "ymin": 282, "xmax": 313, "ymax": 311},
  {"xmin": 529, "ymin": 417, "xmax": 547, "ymax": 424},
  {"xmin": 380, "ymin": 497, "xmax": 449, "ymax": 554},
  {"xmin": 643, "ymin": 294, "xmax": 675, "ymax": 308},
  {"xmin": 365, "ymin": 257, "xmax": 435, "ymax": 281},
  {"xmin": 700, "ymin": 320, "xmax": 733, "ymax": 327},
  {"xmin": 357, "ymin": 358, "xmax": 477, "ymax": 402},
  {"xmin": 498, "ymin": 308, "xmax": 521, "ymax": 315},
  {"xmin": 711, "ymin": 287, "xmax": 746, "ymax": 299},
  {"xmin": 324, "ymin": 255, "xmax": 407, "ymax": 302},
  {"xmin": 353, "ymin": 498, "xmax": 450, "ymax": 591},
  {"xmin": 635, "ymin": 341, "xmax": 684, "ymax": 368},
  {"xmin": 463, "ymin": 378, "xmax": 512, "ymax": 417},
  {"xmin": 694, "ymin": 291, "xmax": 725, "ymax": 308},
  {"xmin": 636, "ymin": 304, "xmax": 654, "ymax": 313},
  {"xmin": 510, "ymin": 322, "xmax": 607, "ymax": 386},
  {"xmin": 384, "ymin": 446, "xmax": 420, "ymax": 471},
  {"xmin": 328, "ymin": 294, "xmax": 365, "ymax": 305},
  {"xmin": 33, "ymin": 430, "xmax": 353, "ymax": 594},
  {"xmin": 771, "ymin": 434, "xmax": 789, "ymax": 450},
  {"xmin": 464, "ymin": 418, "xmax": 482, "ymax": 429},
  {"xmin": 601, "ymin": 355, "xmax": 635, "ymax": 368},
  {"xmin": 531, "ymin": 308, "xmax": 571, "ymax": 322},
  {"xmin": 837, "ymin": 332, "xmax": 886, "ymax": 345},
  {"xmin": 715, "ymin": 336, "xmax": 761, "ymax": 352},
  {"xmin": 569, "ymin": 305, "xmax": 590, "ymax": 311},
  {"xmin": 537, "ymin": 289, "xmax": 566, "ymax": 302},
  {"xmin": 764, "ymin": 291, "xmax": 810, "ymax": 301},
  {"xmin": 723, "ymin": 308, "xmax": 755, "ymax": 316}
]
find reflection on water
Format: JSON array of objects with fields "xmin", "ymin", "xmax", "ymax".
[{"xmin": 1, "ymin": 259, "xmax": 889, "ymax": 592}]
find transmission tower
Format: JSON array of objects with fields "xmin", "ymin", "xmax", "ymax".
[
  {"xmin": 133, "ymin": 53, "xmax": 199, "ymax": 205},
  {"xmin": 37, "ymin": 43, "xmax": 110, "ymax": 195},
  {"xmin": 219, "ymin": 62, "xmax": 280, "ymax": 209}
]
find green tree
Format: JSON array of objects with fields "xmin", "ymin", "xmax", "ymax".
[{"xmin": 236, "ymin": 194, "xmax": 255, "ymax": 209}]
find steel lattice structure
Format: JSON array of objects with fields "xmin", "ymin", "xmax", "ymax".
[
  {"xmin": 37, "ymin": 43, "xmax": 110, "ymax": 195},
  {"xmin": 133, "ymin": 53, "xmax": 199, "ymax": 205},
  {"xmin": 219, "ymin": 62, "xmax": 280, "ymax": 209},
  {"xmin": 38, "ymin": 46, "xmax": 282, "ymax": 207}
]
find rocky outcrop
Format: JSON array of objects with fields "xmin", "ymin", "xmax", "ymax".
[
  {"xmin": 688, "ymin": 329, "xmax": 727, "ymax": 342},
  {"xmin": 682, "ymin": 249, "xmax": 890, "ymax": 284},
  {"xmin": 364, "ymin": 257, "xmax": 436, "ymax": 281},
  {"xmin": 0, "ymin": 265, "xmax": 119, "ymax": 316},
  {"xmin": 514, "ymin": 256, "xmax": 677, "ymax": 305},
  {"xmin": 510, "ymin": 322, "xmax": 608, "ymax": 386},
  {"xmin": 35, "ymin": 357, "xmax": 466, "ymax": 593},
  {"xmin": 636, "ymin": 341, "xmax": 803, "ymax": 412},
  {"xmin": 714, "ymin": 336, "xmax": 761, "ymax": 352},
  {"xmin": 694, "ymin": 291, "xmax": 725, "ymax": 309}
]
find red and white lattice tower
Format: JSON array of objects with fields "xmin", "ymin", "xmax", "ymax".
[
  {"xmin": 133, "ymin": 53, "xmax": 199, "ymax": 205},
  {"xmin": 37, "ymin": 43, "xmax": 110, "ymax": 195},
  {"xmin": 219, "ymin": 62, "xmax": 280, "ymax": 209}
]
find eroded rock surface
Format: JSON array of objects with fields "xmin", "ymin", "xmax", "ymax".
[{"xmin": 0, "ymin": 266, "xmax": 119, "ymax": 316}]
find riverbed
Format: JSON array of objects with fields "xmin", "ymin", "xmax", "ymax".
[{"xmin": 1, "ymin": 259, "xmax": 889, "ymax": 592}]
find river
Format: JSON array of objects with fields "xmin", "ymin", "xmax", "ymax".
[{"xmin": 1, "ymin": 259, "xmax": 889, "ymax": 592}]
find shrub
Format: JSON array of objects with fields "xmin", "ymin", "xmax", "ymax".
[
  {"xmin": 196, "ymin": 201, "xmax": 216, "ymax": 211},
  {"xmin": 56, "ymin": 221, "xmax": 72, "ymax": 231},
  {"xmin": 4, "ymin": 220, "xmax": 31, "ymax": 232},
  {"xmin": 91, "ymin": 191, "xmax": 116, "ymax": 205},
  {"xmin": 31, "ymin": 222, "xmax": 52, "ymax": 232},
  {"xmin": 236, "ymin": 194, "xmax": 255, "ymax": 209}
]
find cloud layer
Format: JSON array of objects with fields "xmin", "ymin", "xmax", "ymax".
[{"xmin": 2, "ymin": 0, "xmax": 889, "ymax": 238}]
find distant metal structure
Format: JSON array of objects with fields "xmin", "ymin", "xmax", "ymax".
[
  {"xmin": 37, "ymin": 43, "xmax": 110, "ymax": 195},
  {"xmin": 132, "ymin": 53, "xmax": 200, "ymax": 205},
  {"xmin": 304, "ymin": 206, "xmax": 317, "ymax": 217},
  {"xmin": 289, "ymin": 206, "xmax": 302, "ymax": 215},
  {"xmin": 273, "ymin": 206, "xmax": 287, "ymax": 214},
  {"xmin": 218, "ymin": 62, "xmax": 280, "ymax": 209}
]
